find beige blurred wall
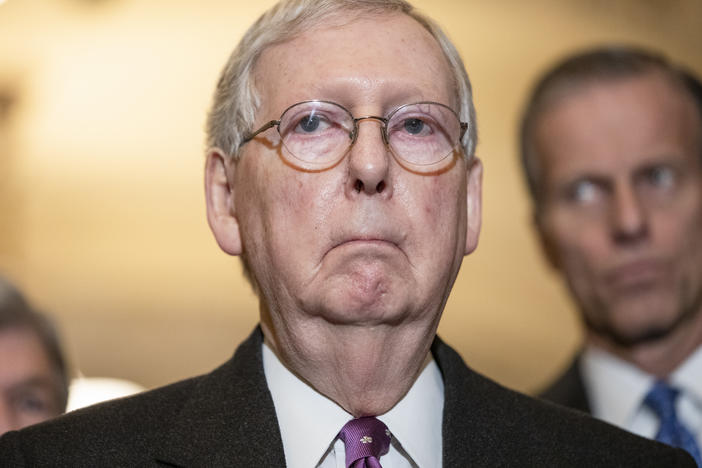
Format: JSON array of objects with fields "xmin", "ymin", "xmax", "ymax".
[{"xmin": 1, "ymin": 0, "xmax": 700, "ymax": 393}]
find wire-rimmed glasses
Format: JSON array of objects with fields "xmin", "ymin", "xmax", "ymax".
[{"xmin": 240, "ymin": 100, "xmax": 468, "ymax": 172}]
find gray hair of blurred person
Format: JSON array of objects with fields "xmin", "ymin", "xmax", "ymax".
[
  {"xmin": 0, "ymin": 278, "xmax": 69, "ymax": 414},
  {"xmin": 519, "ymin": 45, "xmax": 702, "ymax": 209},
  {"xmin": 205, "ymin": 0, "xmax": 477, "ymax": 162},
  {"xmin": 205, "ymin": 0, "xmax": 478, "ymax": 293}
]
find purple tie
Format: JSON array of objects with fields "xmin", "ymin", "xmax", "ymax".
[{"xmin": 338, "ymin": 417, "xmax": 392, "ymax": 468}]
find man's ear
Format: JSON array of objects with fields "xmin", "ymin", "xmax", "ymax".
[
  {"xmin": 533, "ymin": 209, "xmax": 561, "ymax": 270},
  {"xmin": 205, "ymin": 148, "xmax": 242, "ymax": 256},
  {"xmin": 464, "ymin": 157, "xmax": 483, "ymax": 255}
]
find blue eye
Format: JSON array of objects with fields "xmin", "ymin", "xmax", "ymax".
[
  {"xmin": 647, "ymin": 166, "xmax": 675, "ymax": 189},
  {"xmin": 569, "ymin": 180, "xmax": 599, "ymax": 203},
  {"xmin": 299, "ymin": 115, "xmax": 320, "ymax": 133},
  {"xmin": 403, "ymin": 118, "xmax": 425, "ymax": 135}
]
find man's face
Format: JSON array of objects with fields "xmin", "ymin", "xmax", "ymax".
[
  {"xmin": 534, "ymin": 73, "xmax": 702, "ymax": 346},
  {"xmin": 208, "ymin": 13, "xmax": 480, "ymax": 344},
  {"xmin": 0, "ymin": 328, "xmax": 63, "ymax": 434}
]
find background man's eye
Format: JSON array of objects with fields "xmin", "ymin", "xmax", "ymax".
[
  {"xmin": 570, "ymin": 180, "xmax": 599, "ymax": 203},
  {"xmin": 648, "ymin": 166, "xmax": 675, "ymax": 188},
  {"xmin": 14, "ymin": 394, "xmax": 51, "ymax": 415},
  {"xmin": 403, "ymin": 118, "xmax": 425, "ymax": 135}
]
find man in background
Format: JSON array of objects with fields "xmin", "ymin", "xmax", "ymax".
[
  {"xmin": 520, "ymin": 46, "xmax": 702, "ymax": 464},
  {"xmin": 0, "ymin": 4, "xmax": 694, "ymax": 466},
  {"xmin": 0, "ymin": 276, "xmax": 69, "ymax": 435}
]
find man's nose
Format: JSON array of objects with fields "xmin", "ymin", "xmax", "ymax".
[
  {"xmin": 346, "ymin": 118, "xmax": 392, "ymax": 197},
  {"xmin": 610, "ymin": 182, "xmax": 648, "ymax": 243}
]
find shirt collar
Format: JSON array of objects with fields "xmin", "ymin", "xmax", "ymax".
[
  {"xmin": 262, "ymin": 342, "xmax": 349, "ymax": 468},
  {"xmin": 581, "ymin": 344, "xmax": 702, "ymax": 427},
  {"xmin": 379, "ymin": 354, "xmax": 444, "ymax": 468},
  {"xmin": 671, "ymin": 344, "xmax": 702, "ymax": 408},
  {"xmin": 581, "ymin": 346, "xmax": 653, "ymax": 428},
  {"xmin": 262, "ymin": 341, "xmax": 444, "ymax": 468}
]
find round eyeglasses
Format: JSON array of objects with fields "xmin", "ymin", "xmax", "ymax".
[{"xmin": 239, "ymin": 100, "xmax": 468, "ymax": 172}]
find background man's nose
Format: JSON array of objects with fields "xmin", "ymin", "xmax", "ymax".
[{"xmin": 611, "ymin": 183, "xmax": 649, "ymax": 244}]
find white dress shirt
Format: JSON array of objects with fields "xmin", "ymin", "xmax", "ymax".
[
  {"xmin": 262, "ymin": 342, "xmax": 444, "ymax": 468},
  {"xmin": 581, "ymin": 344, "xmax": 702, "ymax": 448}
]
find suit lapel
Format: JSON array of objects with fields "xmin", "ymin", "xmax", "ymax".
[
  {"xmin": 433, "ymin": 335, "xmax": 525, "ymax": 466},
  {"xmin": 433, "ymin": 335, "xmax": 477, "ymax": 465},
  {"xmin": 538, "ymin": 355, "xmax": 591, "ymax": 414},
  {"xmin": 154, "ymin": 327, "xmax": 286, "ymax": 467}
]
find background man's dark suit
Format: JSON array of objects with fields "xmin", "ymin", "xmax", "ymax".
[
  {"xmin": 539, "ymin": 357, "xmax": 591, "ymax": 414},
  {"xmin": 0, "ymin": 328, "xmax": 693, "ymax": 467}
]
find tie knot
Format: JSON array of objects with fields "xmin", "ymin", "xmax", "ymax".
[
  {"xmin": 644, "ymin": 380, "xmax": 680, "ymax": 416},
  {"xmin": 339, "ymin": 417, "xmax": 391, "ymax": 468}
]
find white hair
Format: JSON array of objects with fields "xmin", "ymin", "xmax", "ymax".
[{"xmin": 205, "ymin": 0, "xmax": 477, "ymax": 161}]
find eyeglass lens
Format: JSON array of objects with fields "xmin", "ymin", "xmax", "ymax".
[{"xmin": 277, "ymin": 101, "xmax": 461, "ymax": 171}]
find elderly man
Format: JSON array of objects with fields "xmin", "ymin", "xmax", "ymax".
[
  {"xmin": 520, "ymin": 47, "xmax": 702, "ymax": 465},
  {"xmin": 0, "ymin": 277, "xmax": 69, "ymax": 435},
  {"xmin": 0, "ymin": 3, "xmax": 694, "ymax": 466}
]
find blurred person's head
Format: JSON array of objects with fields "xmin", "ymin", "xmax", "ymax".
[
  {"xmin": 520, "ymin": 46, "xmax": 702, "ymax": 373},
  {"xmin": 0, "ymin": 277, "xmax": 69, "ymax": 434}
]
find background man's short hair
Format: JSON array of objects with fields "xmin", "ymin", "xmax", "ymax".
[
  {"xmin": 519, "ymin": 45, "xmax": 702, "ymax": 207},
  {"xmin": 0, "ymin": 277, "xmax": 70, "ymax": 413}
]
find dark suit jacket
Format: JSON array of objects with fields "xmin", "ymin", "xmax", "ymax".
[
  {"xmin": 0, "ymin": 328, "xmax": 694, "ymax": 467},
  {"xmin": 538, "ymin": 355, "xmax": 591, "ymax": 414}
]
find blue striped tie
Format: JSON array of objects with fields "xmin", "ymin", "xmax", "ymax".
[{"xmin": 644, "ymin": 380, "xmax": 701, "ymax": 466}]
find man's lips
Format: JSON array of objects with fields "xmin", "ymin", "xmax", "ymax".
[
  {"xmin": 325, "ymin": 230, "xmax": 405, "ymax": 260},
  {"xmin": 604, "ymin": 259, "xmax": 666, "ymax": 289},
  {"xmin": 332, "ymin": 238, "xmax": 399, "ymax": 250},
  {"xmin": 330, "ymin": 237, "xmax": 398, "ymax": 254}
]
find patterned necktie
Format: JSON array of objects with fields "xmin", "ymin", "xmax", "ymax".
[
  {"xmin": 338, "ymin": 417, "xmax": 392, "ymax": 468},
  {"xmin": 644, "ymin": 380, "xmax": 702, "ymax": 466}
]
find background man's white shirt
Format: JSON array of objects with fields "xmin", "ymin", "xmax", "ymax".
[
  {"xmin": 582, "ymin": 344, "xmax": 702, "ymax": 448},
  {"xmin": 263, "ymin": 342, "xmax": 444, "ymax": 468}
]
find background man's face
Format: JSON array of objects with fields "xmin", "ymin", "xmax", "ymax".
[
  {"xmin": 228, "ymin": 13, "xmax": 478, "ymax": 338},
  {"xmin": 0, "ymin": 328, "xmax": 63, "ymax": 434},
  {"xmin": 534, "ymin": 72, "xmax": 702, "ymax": 346}
]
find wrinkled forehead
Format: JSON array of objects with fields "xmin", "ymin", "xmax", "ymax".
[
  {"xmin": 595, "ymin": 74, "xmax": 695, "ymax": 135},
  {"xmin": 535, "ymin": 73, "xmax": 702, "ymax": 181},
  {"xmin": 540, "ymin": 71, "xmax": 701, "ymax": 129},
  {"xmin": 252, "ymin": 12, "xmax": 457, "ymax": 116}
]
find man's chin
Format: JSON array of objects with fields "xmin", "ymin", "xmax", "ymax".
[
  {"xmin": 585, "ymin": 309, "xmax": 685, "ymax": 348},
  {"xmin": 305, "ymin": 266, "xmax": 416, "ymax": 322},
  {"xmin": 602, "ymin": 325, "xmax": 675, "ymax": 348},
  {"xmin": 318, "ymin": 300, "xmax": 406, "ymax": 327}
]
